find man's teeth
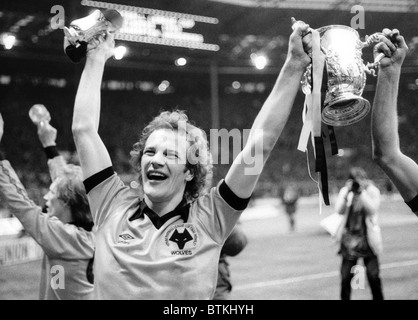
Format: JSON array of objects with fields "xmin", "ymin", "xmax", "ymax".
[{"xmin": 148, "ymin": 172, "xmax": 167, "ymax": 180}]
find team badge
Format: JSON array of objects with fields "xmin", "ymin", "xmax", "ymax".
[{"xmin": 164, "ymin": 224, "xmax": 198, "ymax": 255}]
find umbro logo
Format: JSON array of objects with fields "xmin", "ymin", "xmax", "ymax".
[{"xmin": 119, "ymin": 234, "xmax": 134, "ymax": 240}]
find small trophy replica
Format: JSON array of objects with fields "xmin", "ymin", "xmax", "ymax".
[
  {"xmin": 63, "ymin": 9, "xmax": 123, "ymax": 63},
  {"xmin": 29, "ymin": 104, "xmax": 51, "ymax": 125},
  {"xmin": 300, "ymin": 25, "xmax": 385, "ymax": 126}
]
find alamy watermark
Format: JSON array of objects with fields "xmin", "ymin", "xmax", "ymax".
[
  {"xmin": 351, "ymin": 264, "xmax": 366, "ymax": 290},
  {"xmin": 50, "ymin": 265, "xmax": 65, "ymax": 290},
  {"xmin": 166, "ymin": 120, "xmax": 264, "ymax": 176},
  {"xmin": 351, "ymin": 5, "xmax": 365, "ymax": 30},
  {"xmin": 50, "ymin": 5, "xmax": 65, "ymax": 30},
  {"xmin": 50, "ymin": 4, "xmax": 366, "ymax": 30}
]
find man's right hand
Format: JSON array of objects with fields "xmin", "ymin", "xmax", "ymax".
[
  {"xmin": 86, "ymin": 31, "xmax": 115, "ymax": 63},
  {"xmin": 287, "ymin": 19, "xmax": 312, "ymax": 70},
  {"xmin": 374, "ymin": 28, "xmax": 408, "ymax": 71},
  {"xmin": 37, "ymin": 121, "xmax": 57, "ymax": 148}
]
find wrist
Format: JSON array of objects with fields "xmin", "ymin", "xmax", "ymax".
[
  {"xmin": 44, "ymin": 146, "xmax": 59, "ymax": 159},
  {"xmin": 378, "ymin": 65, "xmax": 402, "ymax": 78},
  {"xmin": 284, "ymin": 56, "xmax": 309, "ymax": 73},
  {"xmin": 41, "ymin": 141, "xmax": 56, "ymax": 148},
  {"xmin": 85, "ymin": 54, "xmax": 107, "ymax": 68},
  {"xmin": 0, "ymin": 143, "xmax": 6, "ymax": 160}
]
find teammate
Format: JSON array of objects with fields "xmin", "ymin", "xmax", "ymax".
[
  {"xmin": 213, "ymin": 223, "xmax": 248, "ymax": 300},
  {"xmin": 0, "ymin": 113, "xmax": 94, "ymax": 300}
]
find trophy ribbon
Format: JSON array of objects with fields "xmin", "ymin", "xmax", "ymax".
[{"xmin": 294, "ymin": 22, "xmax": 330, "ymax": 206}]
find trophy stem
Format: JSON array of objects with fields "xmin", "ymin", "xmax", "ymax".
[{"xmin": 362, "ymin": 33, "xmax": 386, "ymax": 72}]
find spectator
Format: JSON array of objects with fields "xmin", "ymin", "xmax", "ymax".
[
  {"xmin": 281, "ymin": 184, "xmax": 299, "ymax": 232},
  {"xmin": 334, "ymin": 167, "xmax": 384, "ymax": 300}
]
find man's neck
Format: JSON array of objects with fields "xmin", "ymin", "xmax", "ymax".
[
  {"xmin": 144, "ymin": 194, "xmax": 184, "ymax": 217},
  {"xmin": 59, "ymin": 209, "xmax": 74, "ymax": 225}
]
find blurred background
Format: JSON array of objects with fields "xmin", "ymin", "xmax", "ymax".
[
  {"xmin": 0, "ymin": 0, "xmax": 418, "ymax": 300},
  {"xmin": 1, "ymin": 0, "xmax": 418, "ymax": 203}
]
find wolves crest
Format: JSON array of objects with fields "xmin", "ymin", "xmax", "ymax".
[{"xmin": 169, "ymin": 229, "xmax": 193, "ymax": 249}]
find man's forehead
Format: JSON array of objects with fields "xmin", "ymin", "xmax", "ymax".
[
  {"xmin": 146, "ymin": 129, "xmax": 188, "ymax": 147},
  {"xmin": 49, "ymin": 180, "xmax": 59, "ymax": 191}
]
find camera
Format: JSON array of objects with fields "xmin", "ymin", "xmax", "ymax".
[
  {"xmin": 351, "ymin": 180, "xmax": 361, "ymax": 193},
  {"xmin": 348, "ymin": 167, "xmax": 368, "ymax": 194}
]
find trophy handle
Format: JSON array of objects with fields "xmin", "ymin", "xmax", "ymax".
[
  {"xmin": 364, "ymin": 53, "xmax": 385, "ymax": 76},
  {"xmin": 362, "ymin": 32, "xmax": 383, "ymax": 47},
  {"xmin": 361, "ymin": 33, "xmax": 386, "ymax": 77}
]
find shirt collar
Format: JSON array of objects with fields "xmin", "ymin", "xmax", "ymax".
[{"xmin": 129, "ymin": 198, "xmax": 189, "ymax": 229}]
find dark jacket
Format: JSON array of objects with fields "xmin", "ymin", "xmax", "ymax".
[{"xmin": 213, "ymin": 224, "xmax": 248, "ymax": 300}]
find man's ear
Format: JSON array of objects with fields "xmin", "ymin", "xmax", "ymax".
[{"xmin": 185, "ymin": 169, "xmax": 194, "ymax": 182}]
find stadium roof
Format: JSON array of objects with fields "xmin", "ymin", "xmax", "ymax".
[{"xmin": 0, "ymin": 0, "xmax": 417, "ymax": 74}]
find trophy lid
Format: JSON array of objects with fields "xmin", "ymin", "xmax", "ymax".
[
  {"xmin": 103, "ymin": 9, "xmax": 124, "ymax": 30},
  {"xmin": 316, "ymin": 24, "xmax": 360, "ymax": 36}
]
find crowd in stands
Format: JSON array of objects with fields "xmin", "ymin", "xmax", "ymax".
[{"xmin": 0, "ymin": 72, "xmax": 417, "ymax": 206}]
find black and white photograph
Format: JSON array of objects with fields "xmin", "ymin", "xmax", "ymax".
[{"xmin": 0, "ymin": 0, "xmax": 417, "ymax": 306}]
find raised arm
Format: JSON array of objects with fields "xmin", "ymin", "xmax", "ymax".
[
  {"xmin": 0, "ymin": 113, "xmax": 93, "ymax": 258},
  {"xmin": 71, "ymin": 33, "xmax": 115, "ymax": 179},
  {"xmin": 36, "ymin": 121, "xmax": 66, "ymax": 181},
  {"xmin": 371, "ymin": 29, "xmax": 418, "ymax": 211},
  {"xmin": 225, "ymin": 21, "xmax": 311, "ymax": 198}
]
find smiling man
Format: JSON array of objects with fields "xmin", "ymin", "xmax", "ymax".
[
  {"xmin": 139, "ymin": 124, "xmax": 196, "ymax": 209},
  {"xmin": 72, "ymin": 19, "xmax": 312, "ymax": 299},
  {"xmin": 0, "ymin": 114, "xmax": 94, "ymax": 299}
]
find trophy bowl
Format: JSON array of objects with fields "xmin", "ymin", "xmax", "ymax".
[{"xmin": 302, "ymin": 25, "xmax": 380, "ymax": 126}]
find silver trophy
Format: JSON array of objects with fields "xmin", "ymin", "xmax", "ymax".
[
  {"xmin": 63, "ymin": 9, "xmax": 123, "ymax": 63},
  {"xmin": 301, "ymin": 25, "xmax": 384, "ymax": 126}
]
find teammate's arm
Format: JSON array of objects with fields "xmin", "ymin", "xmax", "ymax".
[{"xmin": 371, "ymin": 29, "xmax": 418, "ymax": 215}]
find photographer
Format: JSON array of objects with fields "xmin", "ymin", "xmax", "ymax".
[{"xmin": 334, "ymin": 167, "xmax": 384, "ymax": 300}]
